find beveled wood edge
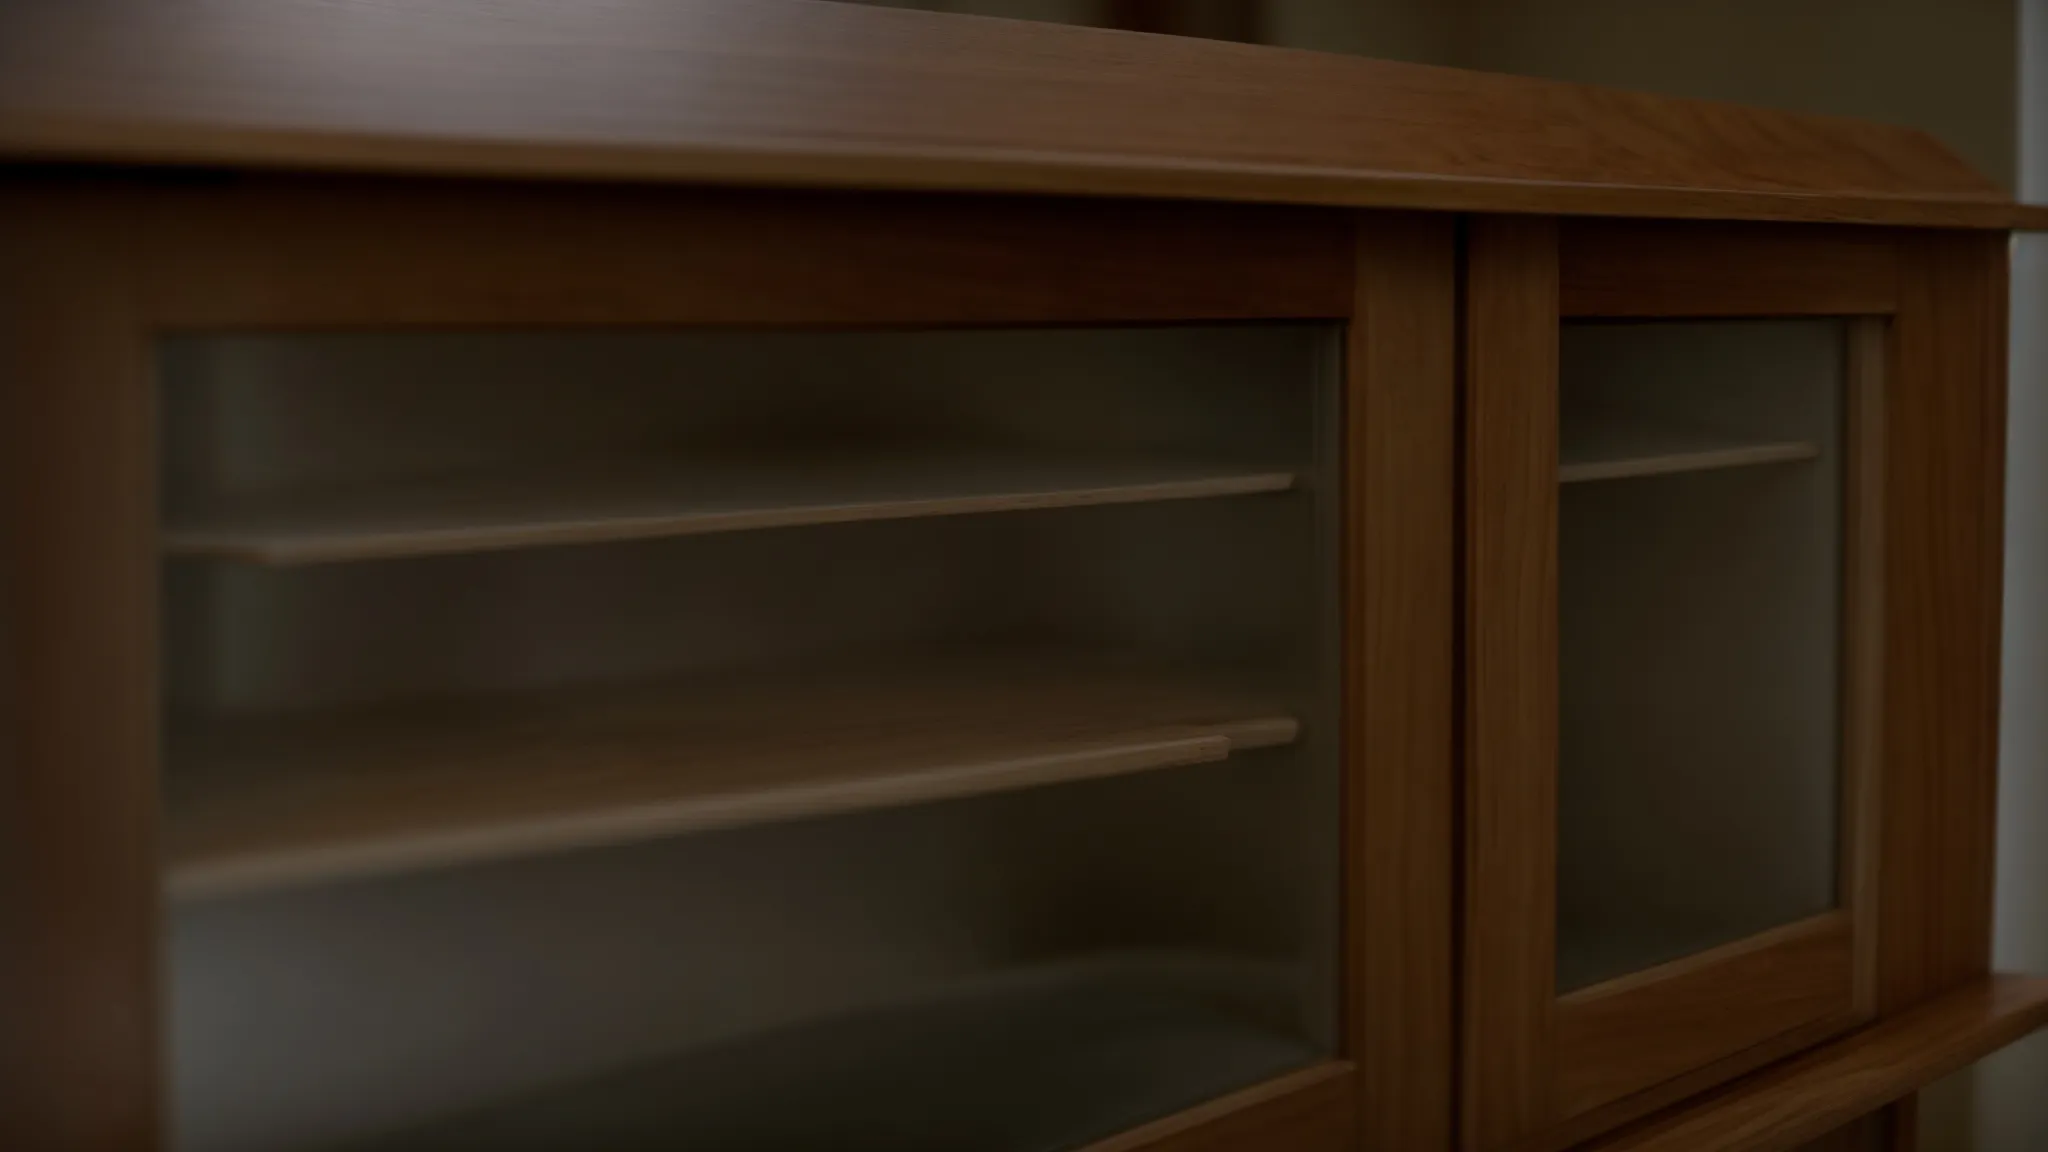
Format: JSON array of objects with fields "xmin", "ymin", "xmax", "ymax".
[
  {"xmin": 1559, "ymin": 221, "xmax": 1902, "ymax": 317},
  {"xmin": 1554, "ymin": 913, "xmax": 1860, "ymax": 1121},
  {"xmin": 0, "ymin": 120, "xmax": 2032, "ymax": 229},
  {"xmin": 1075, "ymin": 1061, "xmax": 1355, "ymax": 1152},
  {"xmin": 1581, "ymin": 974, "xmax": 2048, "ymax": 1152}
]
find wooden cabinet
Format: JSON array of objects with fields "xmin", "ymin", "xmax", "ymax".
[{"xmin": 1, "ymin": 3, "xmax": 2045, "ymax": 1151}]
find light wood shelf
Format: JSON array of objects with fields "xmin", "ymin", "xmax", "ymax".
[
  {"xmin": 1561, "ymin": 414, "xmax": 1819, "ymax": 484},
  {"xmin": 338, "ymin": 952, "xmax": 1323, "ymax": 1152},
  {"xmin": 163, "ymin": 456, "xmax": 1300, "ymax": 565},
  {"xmin": 165, "ymin": 656, "xmax": 1298, "ymax": 900}
]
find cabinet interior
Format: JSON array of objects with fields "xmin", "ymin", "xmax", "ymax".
[
  {"xmin": 156, "ymin": 324, "xmax": 1343, "ymax": 1152},
  {"xmin": 1557, "ymin": 319, "xmax": 1848, "ymax": 993}
]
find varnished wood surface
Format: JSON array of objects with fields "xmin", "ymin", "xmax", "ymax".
[
  {"xmin": 1461, "ymin": 215, "xmax": 1561, "ymax": 1151},
  {"xmin": 1584, "ymin": 975, "xmax": 2048, "ymax": 1152},
  {"xmin": 1347, "ymin": 214, "xmax": 1457, "ymax": 1151},
  {"xmin": 1556, "ymin": 914, "xmax": 1857, "ymax": 1118},
  {"xmin": 0, "ymin": 190, "xmax": 160, "ymax": 1150},
  {"xmin": 166, "ymin": 458, "xmax": 1299, "ymax": 566},
  {"xmin": 1877, "ymin": 232, "xmax": 2007, "ymax": 1015},
  {"xmin": 125, "ymin": 178, "xmax": 1352, "ymax": 330},
  {"xmin": 167, "ymin": 656, "xmax": 1296, "ymax": 900},
  {"xmin": 0, "ymin": 0, "xmax": 2030, "ymax": 227},
  {"xmin": 1560, "ymin": 222, "xmax": 1902, "ymax": 317},
  {"xmin": 1079, "ymin": 1063, "xmax": 1354, "ymax": 1152}
]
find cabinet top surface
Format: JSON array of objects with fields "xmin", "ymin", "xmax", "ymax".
[{"xmin": 0, "ymin": 0, "xmax": 2040, "ymax": 228}]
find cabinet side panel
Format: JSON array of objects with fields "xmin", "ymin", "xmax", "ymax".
[
  {"xmin": 0, "ymin": 185, "xmax": 160, "ymax": 1148},
  {"xmin": 1878, "ymin": 231, "xmax": 2007, "ymax": 1015},
  {"xmin": 1461, "ymin": 214, "xmax": 1561, "ymax": 1151},
  {"xmin": 1349, "ymin": 212, "xmax": 1458, "ymax": 1151}
]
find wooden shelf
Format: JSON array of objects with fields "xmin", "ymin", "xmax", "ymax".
[
  {"xmin": 337, "ymin": 952, "xmax": 1325, "ymax": 1152},
  {"xmin": 1586, "ymin": 974, "xmax": 2048, "ymax": 1152},
  {"xmin": 165, "ymin": 656, "xmax": 1298, "ymax": 900},
  {"xmin": 1561, "ymin": 414, "xmax": 1819, "ymax": 484},
  {"xmin": 163, "ymin": 456, "xmax": 1299, "ymax": 565}
]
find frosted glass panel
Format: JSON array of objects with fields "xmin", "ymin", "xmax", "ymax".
[
  {"xmin": 159, "ymin": 325, "xmax": 1342, "ymax": 1151},
  {"xmin": 1558, "ymin": 320, "xmax": 1845, "ymax": 993}
]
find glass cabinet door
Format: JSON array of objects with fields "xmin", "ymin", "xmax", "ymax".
[
  {"xmin": 1462, "ymin": 218, "xmax": 1887, "ymax": 1152},
  {"xmin": 158, "ymin": 325, "xmax": 1345, "ymax": 1151}
]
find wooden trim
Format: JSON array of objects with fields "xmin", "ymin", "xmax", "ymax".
[
  {"xmin": 0, "ymin": 0, "xmax": 2027, "ymax": 228},
  {"xmin": 0, "ymin": 190, "xmax": 160, "ymax": 1148},
  {"xmin": 1844, "ymin": 317, "xmax": 1888, "ymax": 1017},
  {"xmin": 1556, "ymin": 913, "xmax": 1857, "ymax": 1118},
  {"xmin": 1347, "ymin": 212, "xmax": 1458, "ymax": 1152},
  {"xmin": 1461, "ymin": 214, "xmax": 1562, "ymax": 1152},
  {"xmin": 1583, "ymin": 975, "xmax": 2048, "ymax": 1152},
  {"xmin": 130, "ymin": 178, "xmax": 1353, "ymax": 330},
  {"xmin": 1876, "ymin": 231, "xmax": 2008, "ymax": 1015},
  {"xmin": 1076, "ymin": 1062, "xmax": 1355, "ymax": 1152},
  {"xmin": 1541, "ymin": 1011, "xmax": 1864, "ymax": 1152},
  {"xmin": 1559, "ymin": 222, "xmax": 1900, "ymax": 318}
]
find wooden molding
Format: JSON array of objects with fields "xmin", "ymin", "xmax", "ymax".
[
  {"xmin": 0, "ymin": 0, "xmax": 2031, "ymax": 227},
  {"xmin": 1583, "ymin": 975, "xmax": 2048, "ymax": 1152}
]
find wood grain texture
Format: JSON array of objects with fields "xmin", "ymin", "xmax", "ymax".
[
  {"xmin": 165, "ymin": 458, "xmax": 1300, "ymax": 565},
  {"xmin": 1583, "ymin": 975, "xmax": 2048, "ymax": 1152},
  {"xmin": 1877, "ymin": 232, "xmax": 2008, "ymax": 1015},
  {"xmin": 1844, "ymin": 318, "xmax": 1889, "ymax": 1017},
  {"xmin": 129, "ymin": 179, "xmax": 1351, "ymax": 330},
  {"xmin": 1346, "ymin": 213, "xmax": 1457, "ymax": 1152},
  {"xmin": 1078, "ymin": 1062, "xmax": 1355, "ymax": 1152},
  {"xmin": 1462, "ymin": 215, "xmax": 1561, "ymax": 1152},
  {"xmin": 1537, "ymin": 1013, "xmax": 1864, "ymax": 1152},
  {"xmin": 1560, "ymin": 222, "xmax": 1902, "ymax": 317},
  {"xmin": 168, "ymin": 657, "xmax": 1296, "ymax": 900},
  {"xmin": 1557, "ymin": 913, "xmax": 1857, "ymax": 1118},
  {"xmin": 0, "ymin": 0, "xmax": 2029, "ymax": 227},
  {"xmin": 0, "ymin": 189, "xmax": 160, "ymax": 1148}
]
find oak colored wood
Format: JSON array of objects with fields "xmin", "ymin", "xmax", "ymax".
[
  {"xmin": 168, "ymin": 658, "xmax": 1296, "ymax": 900},
  {"xmin": 1557, "ymin": 913, "xmax": 1857, "ymax": 1118},
  {"xmin": 1583, "ymin": 975, "xmax": 2048, "ymax": 1152},
  {"xmin": 1876, "ymin": 232, "xmax": 2008, "ymax": 1015},
  {"xmin": 0, "ymin": 0, "xmax": 2029, "ymax": 227},
  {"xmin": 1462, "ymin": 215, "xmax": 1562, "ymax": 1152},
  {"xmin": 1347, "ymin": 213, "xmax": 1458, "ymax": 1152},
  {"xmin": 0, "ymin": 190, "xmax": 160, "ymax": 1151},
  {"xmin": 131, "ymin": 179, "xmax": 1353, "ymax": 331},
  {"xmin": 165, "ymin": 459, "xmax": 1300, "ymax": 566},
  {"xmin": 1560, "ymin": 222, "xmax": 1901, "ymax": 317},
  {"xmin": 1078, "ymin": 1063, "xmax": 1355, "ymax": 1152}
]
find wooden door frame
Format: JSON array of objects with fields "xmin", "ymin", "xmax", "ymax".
[
  {"xmin": 2, "ymin": 173, "xmax": 1466, "ymax": 1152},
  {"xmin": 1460, "ymin": 217, "xmax": 2006, "ymax": 1152}
]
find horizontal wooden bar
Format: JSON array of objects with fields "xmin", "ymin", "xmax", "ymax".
[
  {"xmin": 1562, "ymin": 221, "xmax": 1900, "ymax": 317},
  {"xmin": 1584, "ymin": 974, "xmax": 2048, "ymax": 1152}
]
